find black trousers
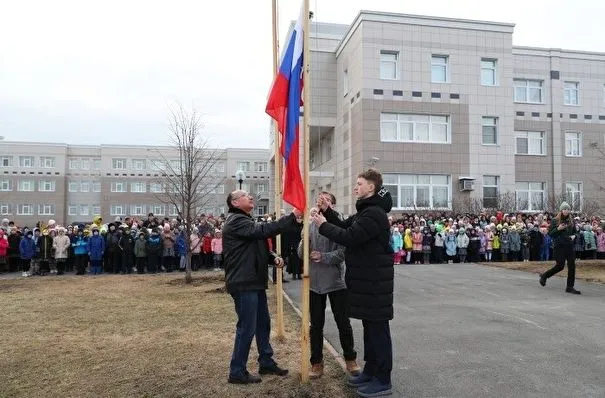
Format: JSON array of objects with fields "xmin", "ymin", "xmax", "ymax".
[
  {"xmin": 542, "ymin": 245, "xmax": 576, "ymax": 288},
  {"xmin": 362, "ymin": 319, "xmax": 392, "ymax": 384},
  {"xmin": 309, "ymin": 289, "xmax": 356, "ymax": 365},
  {"xmin": 136, "ymin": 257, "xmax": 147, "ymax": 273},
  {"xmin": 75, "ymin": 254, "xmax": 88, "ymax": 275}
]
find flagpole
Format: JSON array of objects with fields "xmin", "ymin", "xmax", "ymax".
[
  {"xmin": 300, "ymin": 0, "xmax": 311, "ymax": 383},
  {"xmin": 271, "ymin": 0, "xmax": 286, "ymax": 341}
]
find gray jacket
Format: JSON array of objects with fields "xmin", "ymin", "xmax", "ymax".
[{"xmin": 298, "ymin": 222, "xmax": 346, "ymax": 294}]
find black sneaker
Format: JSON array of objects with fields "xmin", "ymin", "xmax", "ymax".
[
  {"xmin": 228, "ymin": 371, "xmax": 262, "ymax": 384},
  {"xmin": 259, "ymin": 364, "xmax": 289, "ymax": 376},
  {"xmin": 565, "ymin": 287, "xmax": 581, "ymax": 295},
  {"xmin": 539, "ymin": 274, "xmax": 546, "ymax": 287}
]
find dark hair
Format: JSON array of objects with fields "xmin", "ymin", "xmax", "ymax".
[
  {"xmin": 226, "ymin": 193, "xmax": 235, "ymax": 210},
  {"xmin": 358, "ymin": 168, "xmax": 383, "ymax": 191},
  {"xmin": 320, "ymin": 191, "xmax": 336, "ymax": 205}
]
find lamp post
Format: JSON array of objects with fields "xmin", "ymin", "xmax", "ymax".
[{"xmin": 236, "ymin": 170, "xmax": 246, "ymax": 190}]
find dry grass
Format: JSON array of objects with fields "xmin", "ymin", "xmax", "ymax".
[
  {"xmin": 479, "ymin": 259, "xmax": 605, "ymax": 284},
  {"xmin": 0, "ymin": 273, "xmax": 356, "ymax": 398}
]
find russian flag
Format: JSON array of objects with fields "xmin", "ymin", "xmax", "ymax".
[{"xmin": 265, "ymin": 5, "xmax": 306, "ymax": 211}]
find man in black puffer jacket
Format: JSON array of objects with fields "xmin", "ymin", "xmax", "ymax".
[
  {"xmin": 222, "ymin": 190, "xmax": 302, "ymax": 385},
  {"xmin": 312, "ymin": 169, "xmax": 394, "ymax": 398}
]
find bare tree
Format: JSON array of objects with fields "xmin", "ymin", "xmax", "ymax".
[{"xmin": 150, "ymin": 105, "xmax": 224, "ymax": 283}]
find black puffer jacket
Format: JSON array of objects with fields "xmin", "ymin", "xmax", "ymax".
[
  {"xmin": 319, "ymin": 188, "xmax": 394, "ymax": 321},
  {"xmin": 223, "ymin": 208, "xmax": 296, "ymax": 293}
]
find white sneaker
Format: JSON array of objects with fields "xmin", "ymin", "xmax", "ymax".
[
  {"xmin": 214, "ymin": 268, "xmax": 220, "ymax": 271},
  {"xmin": 22, "ymin": 271, "xmax": 27, "ymax": 277}
]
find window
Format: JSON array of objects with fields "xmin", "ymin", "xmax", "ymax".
[
  {"xmin": 110, "ymin": 205, "xmax": 126, "ymax": 216},
  {"xmin": 131, "ymin": 182, "xmax": 146, "ymax": 193},
  {"xmin": 343, "ymin": 68, "xmax": 349, "ymax": 96},
  {"xmin": 380, "ymin": 113, "xmax": 450, "ymax": 143},
  {"xmin": 0, "ymin": 204, "xmax": 10, "ymax": 215},
  {"xmin": 565, "ymin": 182, "xmax": 583, "ymax": 211},
  {"xmin": 18, "ymin": 180, "xmax": 34, "ymax": 192},
  {"xmin": 80, "ymin": 159, "xmax": 90, "ymax": 170},
  {"xmin": 92, "ymin": 205, "xmax": 101, "ymax": 215},
  {"xmin": 38, "ymin": 180, "xmax": 56, "ymax": 192},
  {"xmin": 216, "ymin": 184, "xmax": 225, "ymax": 194},
  {"xmin": 516, "ymin": 182, "xmax": 546, "ymax": 211},
  {"xmin": 383, "ymin": 174, "xmax": 450, "ymax": 209},
  {"xmin": 131, "ymin": 204, "xmax": 146, "ymax": 216},
  {"xmin": 40, "ymin": 156, "xmax": 55, "ymax": 168},
  {"xmin": 256, "ymin": 183, "xmax": 267, "ymax": 193},
  {"xmin": 564, "ymin": 82, "xmax": 579, "ymax": 105},
  {"xmin": 150, "ymin": 182, "xmax": 163, "ymax": 193},
  {"xmin": 92, "ymin": 181, "xmax": 101, "ymax": 192},
  {"xmin": 68, "ymin": 181, "xmax": 79, "ymax": 192},
  {"xmin": 565, "ymin": 132, "xmax": 582, "ymax": 157},
  {"xmin": 68, "ymin": 205, "xmax": 77, "ymax": 216},
  {"xmin": 0, "ymin": 180, "xmax": 10, "ymax": 191},
  {"xmin": 132, "ymin": 159, "xmax": 146, "ymax": 170},
  {"xmin": 17, "ymin": 204, "xmax": 34, "ymax": 215},
  {"xmin": 240, "ymin": 183, "xmax": 250, "ymax": 193},
  {"xmin": 514, "ymin": 79, "xmax": 543, "ymax": 103},
  {"xmin": 168, "ymin": 205, "xmax": 178, "ymax": 216},
  {"xmin": 380, "ymin": 51, "xmax": 398, "ymax": 80},
  {"xmin": 481, "ymin": 59, "xmax": 497, "ymax": 86},
  {"xmin": 111, "ymin": 182, "xmax": 126, "ymax": 192},
  {"xmin": 168, "ymin": 160, "xmax": 181, "ymax": 173},
  {"xmin": 236, "ymin": 161, "xmax": 250, "ymax": 172},
  {"xmin": 38, "ymin": 204, "xmax": 55, "ymax": 216},
  {"xmin": 151, "ymin": 204, "xmax": 165, "ymax": 215},
  {"xmin": 483, "ymin": 176, "xmax": 500, "ymax": 208},
  {"xmin": 431, "ymin": 55, "xmax": 448, "ymax": 83},
  {"xmin": 254, "ymin": 162, "xmax": 268, "ymax": 172},
  {"xmin": 93, "ymin": 159, "xmax": 101, "ymax": 170},
  {"xmin": 516, "ymin": 131, "xmax": 546, "ymax": 155},
  {"xmin": 150, "ymin": 159, "xmax": 163, "ymax": 171},
  {"xmin": 482, "ymin": 117, "xmax": 498, "ymax": 145},
  {"xmin": 112, "ymin": 158, "xmax": 126, "ymax": 170},
  {"xmin": 69, "ymin": 159, "xmax": 79, "ymax": 170},
  {"xmin": 216, "ymin": 162, "xmax": 225, "ymax": 173},
  {"xmin": 80, "ymin": 181, "xmax": 90, "ymax": 192},
  {"xmin": 79, "ymin": 205, "xmax": 89, "ymax": 216},
  {"xmin": 0, "ymin": 156, "xmax": 11, "ymax": 167},
  {"xmin": 19, "ymin": 156, "xmax": 34, "ymax": 168}
]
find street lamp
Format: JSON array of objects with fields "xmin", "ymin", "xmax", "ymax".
[{"xmin": 236, "ymin": 170, "xmax": 246, "ymax": 190}]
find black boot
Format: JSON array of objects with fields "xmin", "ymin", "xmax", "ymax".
[
  {"xmin": 565, "ymin": 287, "xmax": 581, "ymax": 295},
  {"xmin": 539, "ymin": 274, "xmax": 546, "ymax": 287}
]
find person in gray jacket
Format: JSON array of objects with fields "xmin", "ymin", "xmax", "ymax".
[{"xmin": 299, "ymin": 192, "xmax": 360, "ymax": 379}]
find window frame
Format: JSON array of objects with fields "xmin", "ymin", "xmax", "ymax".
[
  {"xmin": 383, "ymin": 174, "xmax": 452, "ymax": 210},
  {"xmin": 514, "ymin": 79, "xmax": 543, "ymax": 104},
  {"xmin": 0, "ymin": 156, "xmax": 12, "ymax": 167},
  {"xmin": 38, "ymin": 204, "xmax": 55, "ymax": 216},
  {"xmin": 431, "ymin": 55, "xmax": 449, "ymax": 83},
  {"xmin": 40, "ymin": 156, "xmax": 56, "ymax": 169},
  {"xmin": 0, "ymin": 203, "xmax": 11, "ymax": 215},
  {"xmin": 482, "ymin": 175, "xmax": 500, "ymax": 208},
  {"xmin": 19, "ymin": 156, "xmax": 35, "ymax": 168},
  {"xmin": 68, "ymin": 205, "xmax": 78, "ymax": 216},
  {"xmin": 480, "ymin": 58, "xmax": 498, "ymax": 86},
  {"xmin": 254, "ymin": 161, "xmax": 268, "ymax": 173},
  {"xmin": 18, "ymin": 180, "xmax": 35, "ymax": 192},
  {"xmin": 80, "ymin": 181, "xmax": 90, "ymax": 192},
  {"xmin": 111, "ymin": 182, "xmax": 127, "ymax": 193},
  {"xmin": 38, "ymin": 180, "xmax": 56, "ymax": 192},
  {"xmin": 380, "ymin": 113, "xmax": 451, "ymax": 144},
  {"xmin": 515, "ymin": 131, "xmax": 546, "ymax": 156},
  {"xmin": 563, "ymin": 81, "xmax": 580, "ymax": 106},
  {"xmin": 481, "ymin": 116, "xmax": 499, "ymax": 145},
  {"xmin": 565, "ymin": 182, "xmax": 583, "ymax": 211},
  {"xmin": 17, "ymin": 204, "xmax": 34, "ymax": 216},
  {"xmin": 379, "ymin": 50, "xmax": 399, "ymax": 80},
  {"xmin": 565, "ymin": 131, "xmax": 582, "ymax": 157},
  {"xmin": 0, "ymin": 179, "xmax": 11, "ymax": 191},
  {"xmin": 110, "ymin": 205, "xmax": 126, "ymax": 216},
  {"xmin": 112, "ymin": 158, "xmax": 127, "ymax": 170},
  {"xmin": 131, "ymin": 182, "xmax": 147, "ymax": 193},
  {"xmin": 515, "ymin": 181, "xmax": 546, "ymax": 212},
  {"xmin": 236, "ymin": 161, "xmax": 250, "ymax": 172},
  {"xmin": 69, "ymin": 159, "xmax": 80, "ymax": 170}
]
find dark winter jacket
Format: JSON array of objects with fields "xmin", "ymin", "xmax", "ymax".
[
  {"xmin": 134, "ymin": 238, "xmax": 147, "ymax": 258},
  {"xmin": 146, "ymin": 234, "xmax": 162, "ymax": 255},
  {"xmin": 119, "ymin": 234, "xmax": 134, "ymax": 256},
  {"xmin": 222, "ymin": 208, "xmax": 296, "ymax": 293},
  {"xmin": 318, "ymin": 188, "xmax": 394, "ymax": 321},
  {"xmin": 37, "ymin": 235, "xmax": 54, "ymax": 260},
  {"xmin": 88, "ymin": 234, "xmax": 105, "ymax": 261},
  {"xmin": 8, "ymin": 233, "xmax": 21, "ymax": 257},
  {"xmin": 19, "ymin": 236, "xmax": 36, "ymax": 260},
  {"xmin": 549, "ymin": 215, "xmax": 575, "ymax": 247}
]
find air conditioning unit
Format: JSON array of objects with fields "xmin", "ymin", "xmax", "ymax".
[{"xmin": 459, "ymin": 178, "xmax": 475, "ymax": 192}]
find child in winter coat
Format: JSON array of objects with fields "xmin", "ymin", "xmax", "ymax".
[
  {"xmin": 0, "ymin": 230, "xmax": 8, "ymax": 272},
  {"xmin": 202, "ymin": 232, "xmax": 213, "ymax": 269},
  {"xmin": 509, "ymin": 226, "xmax": 521, "ymax": 262},
  {"xmin": 175, "ymin": 230, "xmax": 188, "ymax": 271},
  {"xmin": 445, "ymin": 230, "xmax": 458, "ymax": 263},
  {"xmin": 422, "ymin": 227, "xmax": 433, "ymax": 264},
  {"xmin": 539, "ymin": 227, "xmax": 552, "ymax": 261},
  {"xmin": 456, "ymin": 228, "xmax": 469, "ymax": 263},
  {"xmin": 468, "ymin": 229, "xmax": 481, "ymax": 263},
  {"xmin": 583, "ymin": 225, "xmax": 597, "ymax": 259},
  {"xmin": 72, "ymin": 230, "xmax": 89, "ymax": 275},
  {"xmin": 484, "ymin": 226, "xmax": 494, "ymax": 262},
  {"xmin": 211, "ymin": 230, "xmax": 223, "ymax": 271},
  {"xmin": 146, "ymin": 229, "xmax": 162, "ymax": 273},
  {"xmin": 434, "ymin": 226, "xmax": 446, "ymax": 264},
  {"xmin": 19, "ymin": 231, "xmax": 36, "ymax": 276},
  {"xmin": 190, "ymin": 228, "xmax": 201, "ymax": 271},
  {"xmin": 134, "ymin": 232, "xmax": 147, "ymax": 274},
  {"xmin": 391, "ymin": 227, "xmax": 403, "ymax": 265},
  {"xmin": 412, "ymin": 227, "xmax": 423, "ymax": 264},
  {"xmin": 499, "ymin": 228, "xmax": 510, "ymax": 261},
  {"xmin": 596, "ymin": 227, "xmax": 605, "ymax": 259},
  {"xmin": 161, "ymin": 224, "xmax": 176, "ymax": 272},
  {"xmin": 87, "ymin": 229, "xmax": 105, "ymax": 274},
  {"xmin": 53, "ymin": 227, "xmax": 71, "ymax": 275},
  {"xmin": 403, "ymin": 229, "xmax": 413, "ymax": 264}
]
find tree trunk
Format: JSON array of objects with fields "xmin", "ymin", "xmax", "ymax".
[{"xmin": 185, "ymin": 249, "xmax": 192, "ymax": 283}]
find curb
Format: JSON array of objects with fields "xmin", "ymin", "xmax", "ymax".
[{"xmin": 274, "ymin": 281, "xmax": 348, "ymax": 374}]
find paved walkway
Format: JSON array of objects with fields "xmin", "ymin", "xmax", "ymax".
[{"xmin": 281, "ymin": 263, "xmax": 605, "ymax": 398}]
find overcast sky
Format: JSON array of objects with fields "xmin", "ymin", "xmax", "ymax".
[{"xmin": 1, "ymin": 0, "xmax": 603, "ymax": 149}]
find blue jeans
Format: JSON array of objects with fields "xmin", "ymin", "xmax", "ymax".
[{"xmin": 229, "ymin": 290, "xmax": 275, "ymax": 378}]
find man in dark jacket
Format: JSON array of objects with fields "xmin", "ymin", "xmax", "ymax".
[
  {"xmin": 312, "ymin": 169, "xmax": 394, "ymax": 398},
  {"xmin": 222, "ymin": 190, "xmax": 301, "ymax": 385}
]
